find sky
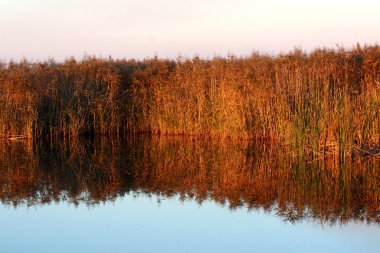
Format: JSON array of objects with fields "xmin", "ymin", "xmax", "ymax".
[{"xmin": 0, "ymin": 0, "xmax": 379, "ymax": 61}]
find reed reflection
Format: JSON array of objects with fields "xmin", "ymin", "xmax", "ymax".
[{"xmin": 0, "ymin": 137, "xmax": 378, "ymax": 225}]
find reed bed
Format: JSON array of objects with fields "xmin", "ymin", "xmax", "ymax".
[{"xmin": 0, "ymin": 45, "xmax": 379, "ymax": 157}]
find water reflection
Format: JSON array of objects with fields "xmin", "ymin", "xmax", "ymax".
[{"xmin": 0, "ymin": 137, "xmax": 379, "ymax": 224}]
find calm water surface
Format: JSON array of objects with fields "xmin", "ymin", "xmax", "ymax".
[{"xmin": 0, "ymin": 137, "xmax": 379, "ymax": 253}]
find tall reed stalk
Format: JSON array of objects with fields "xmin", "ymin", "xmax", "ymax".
[{"xmin": 0, "ymin": 45, "xmax": 379, "ymax": 157}]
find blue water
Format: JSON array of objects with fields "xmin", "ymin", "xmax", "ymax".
[{"xmin": 0, "ymin": 194, "xmax": 379, "ymax": 253}]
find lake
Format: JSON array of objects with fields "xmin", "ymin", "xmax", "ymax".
[{"xmin": 0, "ymin": 137, "xmax": 379, "ymax": 253}]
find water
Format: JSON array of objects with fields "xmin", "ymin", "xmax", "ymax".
[{"xmin": 0, "ymin": 137, "xmax": 379, "ymax": 253}]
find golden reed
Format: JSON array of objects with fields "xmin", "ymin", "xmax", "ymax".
[{"xmin": 0, "ymin": 44, "xmax": 379, "ymax": 157}]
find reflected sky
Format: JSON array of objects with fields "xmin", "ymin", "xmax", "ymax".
[
  {"xmin": 1, "ymin": 194, "xmax": 379, "ymax": 253},
  {"xmin": 0, "ymin": 137, "xmax": 379, "ymax": 252}
]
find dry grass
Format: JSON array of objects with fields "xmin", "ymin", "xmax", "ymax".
[{"xmin": 0, "ymin": 45, "xmax": 379, "ymax": 157}]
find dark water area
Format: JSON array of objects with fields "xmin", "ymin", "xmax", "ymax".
[{"xmin": 0, "ymin": 137, "xmax": 379, "ymax": 253}]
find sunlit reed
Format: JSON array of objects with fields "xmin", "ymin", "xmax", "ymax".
[{"xmin": 0, "ymin": 45, "xmax": 379, "ymax": 158}]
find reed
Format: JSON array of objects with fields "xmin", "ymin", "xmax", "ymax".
[{"xmin": 0, "ymin": 44, "xmax": 379, "ymax": 157}]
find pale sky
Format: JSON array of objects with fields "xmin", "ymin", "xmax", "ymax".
[{"xmin": 0, "ymin": 0, "xmax": 379, "ymax": 60}]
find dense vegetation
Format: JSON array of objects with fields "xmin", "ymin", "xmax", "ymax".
[{"xmin": 1, "ymin": 44, "xmax": 380, "ymax": 157}]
